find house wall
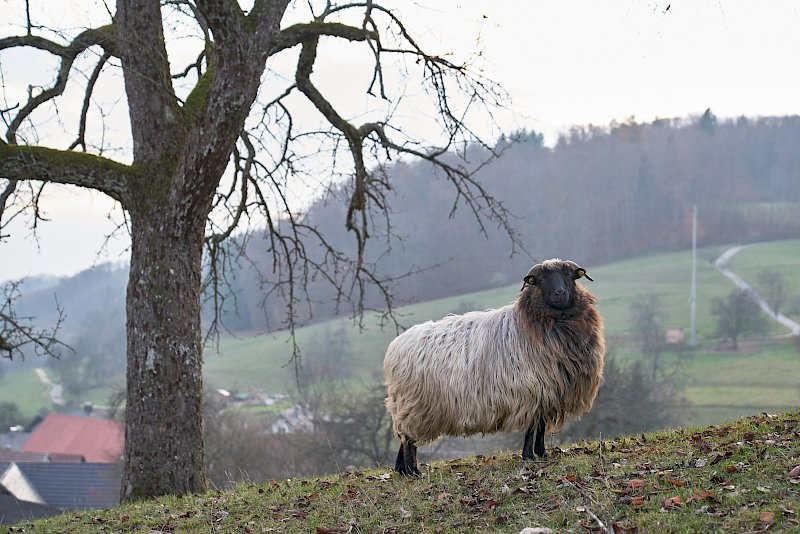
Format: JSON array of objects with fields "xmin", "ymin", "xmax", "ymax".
[{"xmin": 0, "ymin": 463, "xmax": 43, "ymax": 504}]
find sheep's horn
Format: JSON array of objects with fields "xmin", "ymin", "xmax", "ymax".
[{"xmin": 576, "ymin": 267, "xmax": 594, "ymax": 281}]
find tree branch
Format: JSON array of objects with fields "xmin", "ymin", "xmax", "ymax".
[
  {"xmin": 0, "ymin": 281, "xmax": 71, "ymax": 360},
  {"xmin": 0, "ymin": 144, "xmax": 133, "ymax": 203},
  {"xmin": 116, "ymin": 0, "xmax": 181, "ymax": 162},
  {"xmin": 0, "ymin": 25, "xmax": 118, "ymax": 144}
]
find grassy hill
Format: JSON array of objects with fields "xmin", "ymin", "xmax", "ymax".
[
  {"xmin": 12, "ymin": 411, "xmax": 800, "ymax": 532},
  {"xmin": 202, "ymin": 240, "xmax": 800, "ymax": 427},
  {"xmin": 2, "ymin": 240, "xmax": 800, "ymax": 427}
]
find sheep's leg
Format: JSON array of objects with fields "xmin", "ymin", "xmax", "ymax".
[
  {"xmin": 394, "ymin": 443, "xmax": 405, "ymax": 473},
  {"xmin": 522, "ymin": 417, "xmax": 547, "ymax": 460},
  {"xmin": 533, "ymin": 417, "xmax": 546, "ymax": 457},
  {"xmin": 395, "ymin": 437, "xmax": 420, "ymax": 477}
]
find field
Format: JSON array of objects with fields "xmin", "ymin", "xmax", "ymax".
[{"xmin": 2, "ymin": 239, "xmax": 800, "ymax": 428}]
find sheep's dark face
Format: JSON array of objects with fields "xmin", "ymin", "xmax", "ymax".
[{"xmin": 521, "ymin": 260, "xmax": 593, "ymax": 311}]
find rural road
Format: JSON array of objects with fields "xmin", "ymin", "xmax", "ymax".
[
  {"xmin": 34, "ymin": 367, "xmax": 65, "ymax": 406},
  {"xmin": 714, "ymin": 245, "xmax": 800, "ymax": 336}
]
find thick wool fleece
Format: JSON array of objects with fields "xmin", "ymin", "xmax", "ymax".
[{"xmin": 384, "ymin": 283, "xmax": 604, "ymax": 445}]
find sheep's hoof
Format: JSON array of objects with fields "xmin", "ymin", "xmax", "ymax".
[
  {"xmin": 396, "ymin": 465, "xmax": 420, "ymax": 477},
  {"xmin": 522, "ymin": 450, "xmax": 547, "ymax": 461}
]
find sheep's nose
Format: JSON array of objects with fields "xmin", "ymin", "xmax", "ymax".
[{"xmin": 554, "ymin": 288, "xmax": 566, "ymax": 296}]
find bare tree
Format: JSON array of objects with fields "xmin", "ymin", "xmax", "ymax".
[
  {"xmin": 0, "ymin": 1, "xmax": 515, "ymax": 499},
  {"xmin": 629, "ymin": 293, "xmax": 666, "ymax": 382},
  {"xmin": 757, "ymin": 269, "xmax": 787, "ymax": 317},
  {"xmin": 711, "ymin": 289, "xmax": 770, "ymax": 350},
  {"xmin": 1, "ymin": 281, "xmax": 68, "ymax": 360}
]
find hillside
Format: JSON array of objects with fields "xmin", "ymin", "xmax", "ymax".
[
  {"xmin": 202, "ymin": 240, "xmax": 800, "ymax": 428},
  {"xmin": 10, "ymin": 411, "xmax": 800, "ymax": 532},
  {"xmin": 3, "ymin": 239, "xmax": 800, "ymax": 429}
]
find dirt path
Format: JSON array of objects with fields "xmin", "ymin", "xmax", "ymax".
[
  {"xmin": 34, "ymin": 367, "xmax": 65, "ymax": 406},
  {"xmin": 714, "ymin": 245, "xmax": 800, "ymax": 336}
]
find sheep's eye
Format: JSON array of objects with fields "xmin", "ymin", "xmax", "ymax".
[
  {"xmin": 576, "ymin": 268, "xmax": 586, "ymax": 279},
  {"xmin": 524, "ymin": 275, "xmax": 536, "ymax": 285}
]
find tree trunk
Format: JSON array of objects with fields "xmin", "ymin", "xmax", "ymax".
[{"xmin": 121, "ymin": 201, "xmax": 207, "ymax": 499}]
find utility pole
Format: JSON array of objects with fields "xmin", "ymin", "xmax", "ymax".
[{"xmin": 689, "ymin": 205, "xmax": 697, "ymax": 347}]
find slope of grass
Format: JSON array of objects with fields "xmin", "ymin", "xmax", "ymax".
[
  {"xmin": 0, "ymin": 369, "xmax": 51, "ymax": 420},
  {"xmin": 12, "ymin": 411, "xmax": 800, "ymax": 533},
  {"xmin": 3, "ymin": 240, "xmax": 799, "ymax": 429},
  {"xmin": 728, "ymin": 239, "xmax": 800, "ymax": 325},
  {"xmin": 200, "ymin": 241, "xmax": 800, "ymax": 429},
  {"xmin": 684, "ymin": 339, "xmax": 800, "ymax": 426}
]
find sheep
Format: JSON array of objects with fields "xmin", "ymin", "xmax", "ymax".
[{"xmin": 383, "ymin": 258, "xmax": 605, "ymax": 476}]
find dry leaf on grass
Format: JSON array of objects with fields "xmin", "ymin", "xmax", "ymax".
[{"xmin": 759, "ymin": 511, "xmax": 775, "ymax": 523}]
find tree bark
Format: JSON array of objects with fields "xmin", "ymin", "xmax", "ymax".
[{"xmin": 122, "ymin": 201, "xmax": 207, "ymax": 499}]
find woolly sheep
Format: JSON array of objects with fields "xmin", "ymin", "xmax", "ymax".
[{"xmin": 383, "ymin": 258, "xmax": 605, "ymax": 476}]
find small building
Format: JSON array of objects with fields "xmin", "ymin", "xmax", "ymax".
[
  {"xmin": 0, "ymin": 489, "xmax": 61, "ymax": 525},
  {"xmin": 0, "ymin": 461, "xmax": 119, "ymax": 512},
  {"xmin": 270, "ymin": 405, "xmax": 316, "ymax": 434},
  {"xmin": 665, "ymin": 327, "xmax": 685, "ymax": 344}
]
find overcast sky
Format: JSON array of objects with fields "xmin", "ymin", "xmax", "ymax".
[{"xmin": 2, "ymin": 1, "xmax": 800, "ymax": 282}]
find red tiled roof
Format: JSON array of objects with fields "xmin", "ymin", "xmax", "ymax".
[
  {"xmin": 0, "ymin": 450, "xmax": 49, "ymax": 462},
  {"xmin": 21, "ymin": 414, "xmax": 123, "ymax": 463},
  {"xmin": 0, "ymin": 450, "xmax": 85, "ymax": 463}
]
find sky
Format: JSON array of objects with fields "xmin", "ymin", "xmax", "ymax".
[{"xmin": 2, "ymin": 0, "xmax": 800, "ymax": 282}]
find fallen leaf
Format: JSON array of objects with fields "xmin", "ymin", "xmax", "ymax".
[
  {"xmin": 399, "ymin": 507, "xmax": 412, "ymax": 519},
  {"xmin": 662, "ymin": 495, "xmax": 683, "ymax": 509},
  {"xmin": 779, "ymin": 504, "xmax": 796, "ymax": 515},
  {"xmin": 789, "ymin": 465, "xmax": 800, "ymax": 478},
  {"xmin": 315, "ymin": 527, "xmax": 344, "ymax": 534},
  {"xmin": 629, "ymin": 496, "xmax": 646, "ymax": 508},
  {"xmin": 726, "ymin": 465, "xmax": 738, "ymax": 473},
  {"xmin": 628, "ymin": 479, "xmax": 646, "ymax": 490},
  {"xmin": 689, "ymin": 490, "xmax": 716, "ymax": 503},
  {"xmin": 494, "ymin": 515, "xmax": 508, "ymax": 525},
  {"xmin": 759, "ymin": 511, "xmax": 775, "ymax": 523},
  {"xmin": 485, "ymin": 498, "xmax": 502, "ymax": 510},
  {"xmin": 666, "ymin": 478, "xmax": 685, "ymax": 487},
  {"xmin": 536, "ymin": 495, "xmax": 562, "ymax": 511},
  {"xmin": 694, "ymin": 458, "xmax": 707, "ymax": 468},
  {"xmin": 612, "ymin": 523, "xmax": 640, "ymax": 534}
]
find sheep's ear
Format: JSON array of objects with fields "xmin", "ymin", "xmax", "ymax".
[
  {"xmin": 576, "ymin": 268, "xmax": 594, "ymax": 281},
  {"xmin": 523, "ymin": 274, "xmax": 536, "ymax": 286}
]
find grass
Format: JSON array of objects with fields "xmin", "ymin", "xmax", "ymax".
[
  {"xmin": 0, "ymin": 369, "xmax": 51, "ymax": 420},
  {"xmin": 728, "ymin": 239, "xmax": 800, "ymax": 324},
  {"xmin": 9, "ymin": 411, "xmax": 800, "ymax": 533}
]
